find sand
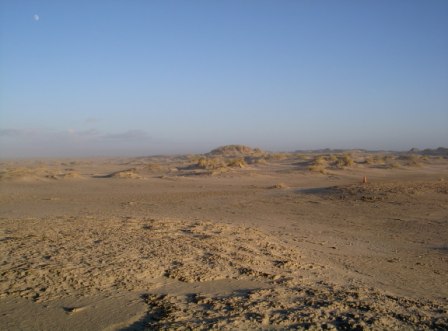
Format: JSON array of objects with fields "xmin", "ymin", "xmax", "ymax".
[{"xmin": 0, "ymin": 149, "xmax": 447, "ymax": 330}]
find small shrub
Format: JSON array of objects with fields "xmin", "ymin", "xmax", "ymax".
[
  {"xmin": 341, "ymin": 154, "xmax": 354, "ymax": 167},
  {"xmin": 334, "ymin": 159, "xmax": 345, "ymax": 169},
  {"xmin": 400, "ymin": 154, "xmax": 422, "ymax": 167},
  {"xmin": 295, "ymin": 154, "xmax": 308, "ymax": 160},
  {"xmin": 197, "ymin": 157, "xmax": 208, "ymax": 169},
  {"xmin": 197, "ymin": 157, "xmax": 226, "ymax": 170},
  {"xmin": 268, "ymin": 153, "xmax": 287, "ymax": 160},
  {"xmin": 327, "ymin": 154, "xmax": 338, "ymax": 162},
  {"xmin": 308, "ymin": 165, "xmax": 327, "ymax": 174},
  {"xmin": 313, "ymin": 155, "xmax": 327, "ymax": 166},
  {"xmin": 309, "ymin": 156, "xmax": 328, "ymax": 173},
  {"xmin": 226, "ymin": 158, "xmax": 247, "ymax": 168}
]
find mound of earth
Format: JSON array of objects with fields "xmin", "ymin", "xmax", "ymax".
[
  {"xmin": 104, "ymin": 168, "xmax": 142, "ymax": 179},
  {"xmin": 0, "ymin": 167, "xmax": 62, "ymax": 181},
  {"xmin": 0, "ymin": 217, "xmax": 302, "ymax": 302},
  {"xmin": 208, "ymin": 145, "xmax": 264, "ymax": 157}
]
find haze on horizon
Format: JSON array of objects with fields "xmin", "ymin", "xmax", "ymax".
[{"xmin": 1, "ymin": 1, "xmax": 447, "ymax": 158}]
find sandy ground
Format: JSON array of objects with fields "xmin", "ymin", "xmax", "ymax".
[{"xmin": 0, "ymin": 149, "xmax": 447, "ymax": 330}]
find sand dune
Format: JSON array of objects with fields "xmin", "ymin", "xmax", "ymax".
[
  {"xmin": 103, "ymin": 168, "xmax": 144, "ymax": 179},
  {"xmin": 207, "ymin": 144, "xmax": 265, "ymax": 157},
  {"xmin": 0, "ymin": 167, "xmax": 84, "ymax": 181},
  {"xmin": 0, "ymin": 148, "xmax": 447, "ymax": 330}
]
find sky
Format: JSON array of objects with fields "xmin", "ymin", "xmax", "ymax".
[{"xmin": 1, "ymin": 0, "xmax": 447, "ymax": 158}]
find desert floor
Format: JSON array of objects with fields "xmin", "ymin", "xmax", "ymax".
[{"xmin": 1, "ymin": 149, "xmax": 447, "ymax": 330}]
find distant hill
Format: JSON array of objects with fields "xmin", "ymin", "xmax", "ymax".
[
  {"xmin": 411, "ymin": 147, "xmax": 448, "ymax": 156},
  {"xmin": 294, "ymin": 148, "xmax": 368, "ymax": 154}
]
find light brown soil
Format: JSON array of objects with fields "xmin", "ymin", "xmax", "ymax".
[{"xmin": 0, "ymin": 152, "xmax": 447, "ymax": 330}]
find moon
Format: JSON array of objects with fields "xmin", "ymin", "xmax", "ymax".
[{"xmin": 33, "ymin": 14, "xmax": 40, "ymax": 21}]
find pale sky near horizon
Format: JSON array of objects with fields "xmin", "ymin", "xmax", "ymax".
[{"xmin": 1, "ymin": 0, "xmax": 447, "ymax": 158}]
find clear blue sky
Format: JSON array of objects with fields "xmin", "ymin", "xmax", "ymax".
[{"xmin": 1, "ymin": 0, "xmax": 447, "ymax": 157}]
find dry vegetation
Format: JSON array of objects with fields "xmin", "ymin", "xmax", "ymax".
[
  {"xmin": 266, "ymin": 153, "xmax": 290, "ymax": 161},
  {"xmin": 399, "ymin": 154, "xmax": 423, "ymax": 167},
  {"xmin": 195, "ymin": 156, "xmax": 247, "ymax": 171},
  {"xmin": 308, "ymin": 156, "xmax": 328, "ymax": 174},
  {"xmin": 307, "ymin": 154, "xmax": 355, "ymax": 173},
  {"xmin": 304, "ymin": 152, "xmax": 433, "ymax": 173},
  {"xmin": 208, "ymin": 145, "xmax": 264, "ymax": 157}
]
